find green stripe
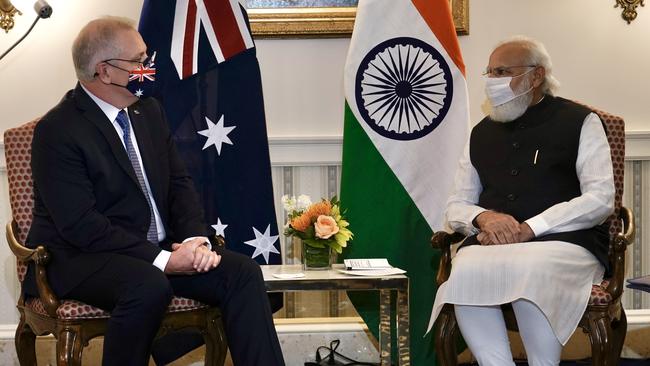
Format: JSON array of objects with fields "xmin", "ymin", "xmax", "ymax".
[{"xmin": 340, "ymin": 102, "xmax": 440, "ymax": 365}]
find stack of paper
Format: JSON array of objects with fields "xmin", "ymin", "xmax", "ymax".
[
  {"xmin": 337, "ymin": 267, "xmax": 406, "ymax": 277},
  {"xmin": 339, "ymin": 258, "xmax": 406, "ymax": 276}
]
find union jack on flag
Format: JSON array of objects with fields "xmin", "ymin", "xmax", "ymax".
[{"xmin": 171, "ymin": 0, "xmax": 253, "ymax": 79}]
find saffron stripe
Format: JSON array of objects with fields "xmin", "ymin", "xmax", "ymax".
[{"xmin": 411, "ymin": 0, "xmax": 466, "ymax": 76}]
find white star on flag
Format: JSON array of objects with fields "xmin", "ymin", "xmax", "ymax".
[
  {"xmin": 197, "ymin": 115, "xmax": 236, "ymax": 155},
  {"xmin": 211, "ymin": 218, "xmax": 228, "ymax": 237},
  {"xmin": 244, "ymin": 224, "xmax": 279, "ymax": 264},
  {"xmin": 134, "ymin": 89, "xmax": 144, "ymax": 97}
]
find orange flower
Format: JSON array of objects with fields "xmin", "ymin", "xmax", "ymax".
[
  {"xmin": 290, "ymin": 201, "xmax": 332, "ymax": 232},
  {"xmin": 304, "ymin": 201, "xmax": 331, "ymax": 219},
  {"xmin": 291, "ymin": 213, "xmax": 312, "ymax": 232}
]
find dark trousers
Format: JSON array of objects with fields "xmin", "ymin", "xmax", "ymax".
[{"xmin": 66, "ymin": 248, "xmax": 285, "ymax": 366}]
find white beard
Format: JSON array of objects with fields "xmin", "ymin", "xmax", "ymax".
[{"xmin": 487, "ymin": 78, "xmax": 534, "ymax": 123}]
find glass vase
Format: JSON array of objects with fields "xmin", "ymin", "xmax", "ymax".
[{"xmin": 301, "ymin": 240, "xmax": 332, "ymax": 270}]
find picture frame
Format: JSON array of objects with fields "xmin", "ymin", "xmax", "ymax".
[{"xmin": 248, "ymin": 0, "xmax": 469, "ymax": 38}]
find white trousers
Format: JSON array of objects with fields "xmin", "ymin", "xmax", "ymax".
[{"xmin": 454, "ymin": 299, "xmax": 562, "ymax": 366}]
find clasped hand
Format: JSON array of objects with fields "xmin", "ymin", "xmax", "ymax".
[
  {"xmin": 164, "ymin": 237, "xmax": 221, "ymax": 274},
  {"xmin": 475, "ymin": 211, "xmax": 534, "ymax": 245}
]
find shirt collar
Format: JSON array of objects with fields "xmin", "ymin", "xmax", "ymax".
[{"xmin": 80, "ymin": 83, "xmax": 125, "ymax": 123}]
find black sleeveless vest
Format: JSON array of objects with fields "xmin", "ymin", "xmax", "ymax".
[{"xmin": 462, "ymin": 96, "xmax": 610, "ymax": 269}]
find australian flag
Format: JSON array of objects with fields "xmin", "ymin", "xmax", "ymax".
[{"xmin": 136, "ymin": 0, "xmax": 282, "ymax": 270}]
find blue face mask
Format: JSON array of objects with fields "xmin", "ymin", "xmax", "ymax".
[{"xmin": 100, "ymin": 52, "xmax": 157, "ymax": 98}]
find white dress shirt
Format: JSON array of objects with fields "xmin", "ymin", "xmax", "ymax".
[
  {"xmin": 81, "ymin": 85, "xmax": 209, "ymax": 271},
  {"xmin": 446, "ymin": 112, "xmax": 615, "ymax": 237}
]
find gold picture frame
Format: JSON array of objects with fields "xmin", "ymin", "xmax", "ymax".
[{"xmin": 248, "ymin": 0, "xmax": 469, "ymax": 38}]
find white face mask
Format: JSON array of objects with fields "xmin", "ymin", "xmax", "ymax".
[{"xmin": 484, "ymin": 68, "xmax": 534, "ymax": 107}]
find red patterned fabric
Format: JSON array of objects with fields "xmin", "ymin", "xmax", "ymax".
[
  {"xmin": 576, "ymin": 107, "xmax": 625, "ymax": 305},
  {"xmin": 590, "ymin": 280, "xmax": 613, "ymax": 306},
  {"xmin": 584, "ymin": 108, "xmax": 624, "ymax": 306},
  {"xmin": 4, "ymin": 119, "xmax": 39, "ymax": 283},
  {"xmin": 590, "ymin": 109, "xmax": 625, "ymax": 239},
  {"xmin": 25, "ymin": 296, "xmax": 208, "ymax": 320}
]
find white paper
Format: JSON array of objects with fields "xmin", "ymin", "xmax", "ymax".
[
  {"xmin": 337, "ymin": 268, "xmax": 406, "ymax": 277},
  {"xmin": 272, "ymin": 272, "xmax": 306, "ymax": 279},
  {"xmin": 343, "ymin": 258, "xmax": 392, "ymax": 270}
]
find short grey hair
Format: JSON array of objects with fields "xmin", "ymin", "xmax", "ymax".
[
  {"xmin": 72, "ymin": 16, "xmax": 137, "ymax": 81},
  {"xmin": 494, "ymin": 35, "xmax": 561, "ymax": 96}
]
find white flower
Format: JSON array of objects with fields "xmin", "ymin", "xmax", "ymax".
[
  {"xmin": 296, "ymin": 195, "xmax": 312, "ymax": 210},
  {"xmin": 281, "ymin": 195, "xmax": 296, "ymax": 212}
]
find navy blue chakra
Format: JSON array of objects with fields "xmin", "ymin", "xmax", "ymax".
[{"xmin": 355, "ymin": 37, "xmax": 453, "ymax": 141}]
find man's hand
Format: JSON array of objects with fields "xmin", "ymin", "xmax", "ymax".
[
  {"xmin": 190, "ymin": 244, "xmax": 221, "ymax": 273},
  {"xmin": 517, "ymin": 222, "xmax": 535, "ymax": 243},
  {"xmin": 165, "ymin": 238, "xmax": 220, "ymax": 274},
  {"xmin": 475, "ymin": 211, "xmax": 521, "ymax": 245}
]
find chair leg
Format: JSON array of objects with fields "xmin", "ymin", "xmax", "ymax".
[
  {"xmin": 610, "ymin": 310, "xmax": 627, "ymax": 366},
  {"xmin": 56, "ymin": 327, "xmax": 83, "ymax": 366},
  {"xmin": 434, "ymin": 304, "xmax": 458, "ymax": 366},
  {"xmin": 15, "ymin": 316, "xmax": 37, "ymax": 366},
  {"xmin": 585, "ymin": 313, "xmax": 613, "ymax": 366},
  {"xmin": 204, "ymin": 309, "xmax": 228, "ymax": 366}
]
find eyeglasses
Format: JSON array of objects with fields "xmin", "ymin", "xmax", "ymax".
[
  {"xmin": 483, "ymin": 65, "xmax": 537, "ymax": 77},
  {"xmin": 94, "ymin": 52, "xmax": 156, "ymax": 78},
  {"xmin": 103, "ymin": 54, "xmax": 153, "ymax": 69}
]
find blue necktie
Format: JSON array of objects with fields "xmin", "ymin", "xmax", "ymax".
[{"xmin": 115, "ymin": 110, "xmax": 159, "ymax": 244}]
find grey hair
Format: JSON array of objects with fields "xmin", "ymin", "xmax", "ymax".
[
  {"xmin": 494, "ymin": 35, "xmax": 561, "ymax": 96},
  {"xmin": 72, "ymin": 16, "xmax": 137, "ymax": 81}
]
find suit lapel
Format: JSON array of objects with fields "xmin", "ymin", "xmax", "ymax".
[
  {"xmin": 128, "ymin": 103, "xmax": 164, "ymax": 212},
  {"xmin": 74, "ymin": 84, "xmax": 140, "ymax": 187}
]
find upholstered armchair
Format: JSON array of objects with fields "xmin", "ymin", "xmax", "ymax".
[
  {"xmin": 4, "ymin": 119, "xmax": 228, "ymax": 365},
  {"xmin": 430, "ymin": 108, "xmax": 634, "ymax": 366}
]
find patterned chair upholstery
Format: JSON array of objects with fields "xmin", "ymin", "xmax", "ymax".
[
  {"xmin": 430, "ymin": 107, "xmax": 634, "ymax": 366},
  {"xmin": 4, "ymin": 119, "xmax": 228, "ymax": 365}
]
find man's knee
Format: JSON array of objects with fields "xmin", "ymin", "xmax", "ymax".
[
  {"xmin": 224, "ymin": 250, "xmax": 263, "ymax": 278},
  {"xmin": 127, "ymin": 267, "xmax": 173, "ymax": 311}
]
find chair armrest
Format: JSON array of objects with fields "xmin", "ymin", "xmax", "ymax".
[
  {"xmin": 606, "ymin": 206, "xmax": 634, "ymax": 301},
  {"xmin": 431, "ymin": 231, "xmax": 465, "ymax": 286},
  {"xmin": 620, "ymin": 206, "xmax": 635, "ymax": 245},
  {"xmin": 6, "ymin": 221, "xmax": 60, "ymax": 317},
  {"xmin": 215, "ymin": 235, "xmax": 225, "ymax": 247}
]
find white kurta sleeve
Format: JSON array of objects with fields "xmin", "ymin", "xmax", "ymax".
[
  {"xmin": 445, "ymin": 141, "xmax": 487, "ymax": 236},
  {"xmin": 524, "ymin": 113, "xmax": 615, "ymax": 236}
]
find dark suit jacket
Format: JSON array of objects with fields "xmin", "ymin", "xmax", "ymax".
[{"xmin": 25, "ymin": 83, "xmax": 210, "ymax": 297}]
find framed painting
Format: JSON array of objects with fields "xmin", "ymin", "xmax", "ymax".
[{"xmin": 246, "ymin": 0, "xmax": 469, "ymax": 38}]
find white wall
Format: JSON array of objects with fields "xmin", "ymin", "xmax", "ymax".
[
  {"xmin": 1, "ymin": 0, "xmax": 649, "ymax": 134},
  {"xmin": 0, "ymin": 0, "xmax": 649, "ymax": 326}
]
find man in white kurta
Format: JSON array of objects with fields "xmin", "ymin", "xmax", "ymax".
[{"xmin": 428, "ymin": 36, "xmax": 614, "ymax": 366}]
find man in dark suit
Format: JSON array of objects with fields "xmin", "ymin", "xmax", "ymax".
[{"xmin": 26, "ymin": 16, "xmax": 285, "ymax": 366}]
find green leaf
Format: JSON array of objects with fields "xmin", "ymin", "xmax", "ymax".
[{"xmin": 303, "ymin": 238, "xmax": 326, "ymax": 248}]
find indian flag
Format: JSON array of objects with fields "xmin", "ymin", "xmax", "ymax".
[{"xmin": 340, "ymin": 0, "xmax": 469, "ymax": 363}]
